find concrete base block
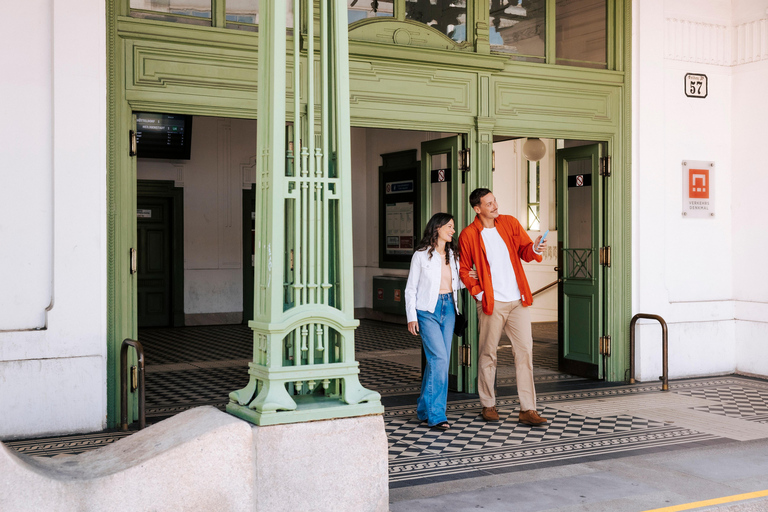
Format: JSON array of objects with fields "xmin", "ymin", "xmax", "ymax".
[
  {"xmin": 253, "ymin": 414, "xmax": 389, "ymax": 512},
  {"xmin": 0, "ymin": 407, "xmax": 255, "ymax": 511},
  {"xmin": 0, "ymin": 407, "xmax": 388, "ymax": 512}
]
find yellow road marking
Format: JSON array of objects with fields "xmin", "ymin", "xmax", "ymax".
[{"xmin": 643, "ymin": 489, "xmax": 768, "ymax": 512}]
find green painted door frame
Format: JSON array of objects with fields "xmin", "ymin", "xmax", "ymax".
[{"xmin": 106, "ymin": 0, "xmax": 632, "ymax": 426}]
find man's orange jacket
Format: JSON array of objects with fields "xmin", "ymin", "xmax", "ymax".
[{"xmin": 458, "ymin": 214, "xmax": 542, "ymax": 315}]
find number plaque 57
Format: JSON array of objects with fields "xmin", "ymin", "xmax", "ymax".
[{"xmin": 685, "ymin": 73, "xmax": 708, "ymax": 99}]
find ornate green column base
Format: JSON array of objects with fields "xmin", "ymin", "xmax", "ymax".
[
  {"xmin": 226, "ymin": 397, "xmax": 383, "ymax": 426},
  {"xmin": 228, "ymin": 361, "xmax": 383, "ymax": 426}
]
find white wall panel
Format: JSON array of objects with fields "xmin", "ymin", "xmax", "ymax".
[
  {"xmin": 731, "ymin": 2, "xmax": 768, "ymax": 377},
  {"xmin": 0, "ymin": 0, "xmax": 107, "ymax": 436},
  {"xmin": 0, "ymin": 356, "xmax": 105, "ymax": 440},
  {"xmin": 0, "ymin": 2, "xmax": 53, "ymax": 330}
]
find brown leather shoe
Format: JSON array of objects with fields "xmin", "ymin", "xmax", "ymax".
[
  {"xmin": 481, "ymin": 406, "xmax": 500, "ymax": 421},
  {"xmin": 518, "ymin": 410, "xmax": 547, "ymax": 426}
]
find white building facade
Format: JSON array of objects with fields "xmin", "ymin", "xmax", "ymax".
[{"xmin": 1, "ymin": 0, "xmax": 767, "ymax": 439}]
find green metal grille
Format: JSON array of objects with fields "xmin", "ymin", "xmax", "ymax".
[{"xmin": 563, "ymin": 248, "xmax": 594, "ymax": 279}]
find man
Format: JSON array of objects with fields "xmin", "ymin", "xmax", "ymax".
[{"xmin": 459, "ymin": 188, "xmax": 548, "ymax": 426}]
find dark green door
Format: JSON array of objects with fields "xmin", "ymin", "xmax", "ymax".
[
  {"xmin": 137, "ymin": 197, "xmax": 173, "ymax": 327},
  {"xmin": 557, "ymin": 144, "xmax": 603, "ymax": 379},
  {"xmin": 243, "ymin": 185, "xmax": 256, "ymax": 324},
  {"xmin": 420, "ymin": 135, "xmax": 474, "ymax": 392}
]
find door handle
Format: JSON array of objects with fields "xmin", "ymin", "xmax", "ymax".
[
  {"xmin": 130, "ymin": 248, "xmax": 137, "ymax": 274},
  {"xmin": 129, "ymin": 130, "xmax": 137, "ymax": 157}
]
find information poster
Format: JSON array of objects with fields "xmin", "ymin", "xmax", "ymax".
[
  {"xmin": 379, "ymin": 151, "xmax": 419, "ymax": 267},
  {"xmin": 385, "ymin": 202, "xmax": 414, "ymax": 255}
]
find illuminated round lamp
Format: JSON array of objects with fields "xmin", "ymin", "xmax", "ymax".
[{"xmin": 522, "ymin": 138, "xmax": 546, "ymax": 162}]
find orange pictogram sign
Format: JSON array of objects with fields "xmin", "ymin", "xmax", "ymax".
[{"xmin": 689, "ymin": 168, "xmax": 709, "ymax": 199}]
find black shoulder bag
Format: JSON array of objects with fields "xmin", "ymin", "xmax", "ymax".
[{"xmin": 453, "ymin": 257, "xmax": 467, "ymax": 337}]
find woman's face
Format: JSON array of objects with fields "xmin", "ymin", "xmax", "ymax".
[{"xmin": 437, "ymin": 219, "xmax": 455, "ymax": 244}]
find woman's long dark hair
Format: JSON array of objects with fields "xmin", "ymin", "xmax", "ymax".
[{"xmin": 414, "ymin": 212, "xmax": 460, "ymax": 265}]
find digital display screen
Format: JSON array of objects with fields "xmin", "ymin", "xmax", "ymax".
[{"xmin": 136, "ymin": 113, "xmax": 192, "ymax": 160}]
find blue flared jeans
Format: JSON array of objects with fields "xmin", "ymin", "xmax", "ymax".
[{"xmin": 416, "ymin": 293, "xmax": 456, "ymax": 426}]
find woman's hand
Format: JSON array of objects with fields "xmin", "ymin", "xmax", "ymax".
[
  {"xmin": 408, "ymin": 321, "xmax": 419, "ymax": 335},
  {"xmin": 468, "ymin": 269, "xmax": 478, "ymax": 279}
]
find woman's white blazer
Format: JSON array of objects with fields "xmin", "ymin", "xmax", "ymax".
[{"xmin": 405, "ymin": 248, "xmax": 465, "ymax": 323}]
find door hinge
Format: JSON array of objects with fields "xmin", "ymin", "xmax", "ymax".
[
  {"xmin": 459, "ymin": 147, "xmax": 470, "ymax": 172},
  {"xmin": 599, "ymin": 246, "xmax": 611, "ymax": 267},
  {"xmin": 600, "ymin": 156, "xmax": 611, "ymax": 177},
  {"xmin": 460, "ymin": 344, "xmax": 472, "ymax": 367},
  {"xmin": 599, "ymin": 335, "xmax": 611, "ymax": 356}
]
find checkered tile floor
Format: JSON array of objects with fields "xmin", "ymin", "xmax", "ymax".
[
  {"xmin": 138, "ymin": 324, "xmax": 252, "ymax": 364},
  {"xmin": 6, "ymin": 320, "xmax": 768, "ymax": 491}
]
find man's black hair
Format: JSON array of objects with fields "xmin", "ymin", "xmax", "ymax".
[{"xmin": 469, "ymin": 188, "xmax": 493, "ymax": 209}]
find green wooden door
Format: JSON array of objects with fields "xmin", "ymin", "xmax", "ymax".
[
  {"xmin": 557, "ymin": 144, "xmax": 603, "ymax": 379},
  {"xmin": 137, "ymin": 197, "xmax": 173, "ymax": 327},
  {"xmin": 242, "ymin": 185, "xmax": 256, "ymax": 324},
  {"xmin": 420, "ymin": 135, "xmax": 472, "ymax": 392}
]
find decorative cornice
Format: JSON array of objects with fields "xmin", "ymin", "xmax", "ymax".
[
  {"xmin": 734, "ymin": 18, "xmax": 768, "ymax": 65},
  {"xmin": 665, "ymin": 16, "xmax": 768, "ymax": 66}
]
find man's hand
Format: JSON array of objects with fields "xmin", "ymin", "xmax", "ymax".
[
  {"xmin": 535, "ymin": 235, "xmax": 548, "ymax": 252},
  {"xmin": 408, "ymin": 321, "xmax": 419, "ymax": 335}
]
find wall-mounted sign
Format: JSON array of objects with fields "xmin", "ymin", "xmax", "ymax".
[
  {"xmin": 682, "ymin": 160, "xmax": 714, "ymax": 218},
  {"xmin": 137, "ymin": 209, "xmax": 152, "ymax": 218},
  {"xmin": 685, "ymin": 73, "xmax": 708, "ymax": 98},
  {"xmin": 431, "ymin": 168, "xmax": 451, "ymax": 183},
  {"xmin": 567, "ymin": 174, "xmax": 592, "ymax": 187},
  {"xmin": 385, "ymin": 180, "xmax": 414, "ymax": 194}
]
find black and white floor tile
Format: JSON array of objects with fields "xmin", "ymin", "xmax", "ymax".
[{"xmin": 4, "ymin": 321, "xmax": 767, "ymax": 492}]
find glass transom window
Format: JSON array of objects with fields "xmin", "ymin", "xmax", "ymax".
[
  {"xmin": 490, "ymin": 0, "xmax": 546, "ymax": 63},
  {"xmin": 405, "ymin": 0, "xmax": 467, "ymax": 42}
]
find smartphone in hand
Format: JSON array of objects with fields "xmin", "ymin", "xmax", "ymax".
[{"xmin": 536, "ymin": 229, "xmax": 549, "ymax": 251}]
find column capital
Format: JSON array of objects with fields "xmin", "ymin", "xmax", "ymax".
[{"xmin": 475, "ymin": 116, "xmax": 496, "ymax": 132}]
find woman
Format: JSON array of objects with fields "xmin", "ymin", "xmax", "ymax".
[{"xmin": 405, "ymin": 212, "xmax": 465, "ymax": 430}]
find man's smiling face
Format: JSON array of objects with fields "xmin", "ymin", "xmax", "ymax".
[{"xmin": 473, "ymin": 192, "xmax": 499, "ymax": 220}]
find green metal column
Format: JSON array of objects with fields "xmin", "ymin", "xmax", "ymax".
[{"xmin": 227, "ymin": 0, "xmax": 383, "ymax": 426}]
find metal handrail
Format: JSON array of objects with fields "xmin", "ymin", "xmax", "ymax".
[
  {"xmin": 121, "ymin": 338, "xmax": 146, "ymax": 430},
  {"xmin": 532, "ymin": 280, "xmax": 559, "ymax": 297},
  {"xmin": 629, "ymin": 314, "xmax": 669, "ymax": 391}
]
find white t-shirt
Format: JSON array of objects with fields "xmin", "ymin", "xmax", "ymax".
[{"xmin": 480, "ymin": 227, "xmax": 521, "ymax": 302}]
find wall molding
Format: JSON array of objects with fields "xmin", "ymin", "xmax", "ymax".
[
  {"xmin": 173, "ymin": 163, "xmax": 185, "ymax": 187},
  {"xmin": 241, "ymin": 155, "xmax": 257, "ymax": 189},
  {"xmin": 665, "ymin": 16, "xmax": 768, "ymax": 66}
]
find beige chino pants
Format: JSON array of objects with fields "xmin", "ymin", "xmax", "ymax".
[{"xmin": 476, "ymin": 300, "xmax": 537, "ymax": 411}]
